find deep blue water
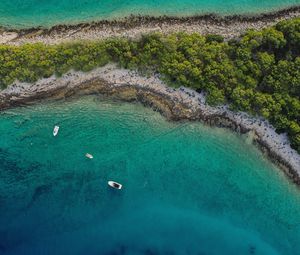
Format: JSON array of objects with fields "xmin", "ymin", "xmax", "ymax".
[
  {"xmin": 0, "ymin": 96, "xmax": 300, "ymax": 255},
  {"xmin": 0, "ymin": 0, "xmax": 300, "ymax": 28}
]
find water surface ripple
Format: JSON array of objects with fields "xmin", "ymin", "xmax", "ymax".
[{"xmin": 0, "ymin": 96, "xmax": 300, "ymax": 255}]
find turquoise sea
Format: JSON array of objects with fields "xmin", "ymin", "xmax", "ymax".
[
  {"xmin": 0, "ymin": 0, "xmax": 300, "ymax": 28},
  {"xmin": 0, "ymin": 96, "xmax": 300, "ymax": 255}
]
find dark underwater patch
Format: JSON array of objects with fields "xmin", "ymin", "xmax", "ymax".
[
  {"xmin": 0, "ymin": 147, "xmax": 42, "ymax": 182},
  {"xmin": 25, "ymin": 184, "xmax": 53, "ymax": 209}
]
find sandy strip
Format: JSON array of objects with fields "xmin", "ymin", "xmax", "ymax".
[{"xmin": 0, "ymin": 64, "xmax": 299, "ymax": 185}]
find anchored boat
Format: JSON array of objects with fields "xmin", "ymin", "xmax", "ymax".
[
  {"xmin": 108, "ymin": 181, "xmax": 122, "ymax": 190},
  {"xmin": 53, "ymin": 125, "xmax": 59, "ymax": 136},
  {"xmin": 85, "ymin": 153, "xmax": 93, "ymax": 159}
]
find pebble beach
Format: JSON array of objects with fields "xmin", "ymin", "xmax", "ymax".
[{"xmin": 1, "ymin": 7, "xmax": 300, "ymax": 45}]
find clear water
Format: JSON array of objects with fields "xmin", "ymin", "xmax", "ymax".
[
  {"xmin": 0, "ymin": 0, "xmax": 300, "ymax": 28},
  {"xmin": 0, "ymin": 96, "xmax": 300, "ymax": 255}
]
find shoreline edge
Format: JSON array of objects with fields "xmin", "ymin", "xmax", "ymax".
[
  {"xmin": 1, "ymin": 64, "xmax": 299, "ymax": 186},
  {"xmin": 1, "ymin": 5, "xmax": 300, "ymax": 45}
]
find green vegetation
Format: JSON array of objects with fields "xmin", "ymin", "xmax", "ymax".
[{"xmin": 0, "ymin": 18, "xmax": 299, "ymax": 152}]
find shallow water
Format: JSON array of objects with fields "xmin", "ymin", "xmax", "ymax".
[
  {"xmin": 0, "ymin": 0, "xmax": 300, "ymax": 28},
  {"xmin": 0, "ymin": 96, "xmax": 300, "ymax": 255}
]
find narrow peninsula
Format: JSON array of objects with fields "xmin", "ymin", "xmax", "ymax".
[
  {"xmin": 1, "ymin": 2, "xmax": 300, "ymax": 255},
  {"xmin": 0, "ymin": 12, "xmax": 300, "ymax": 185}
]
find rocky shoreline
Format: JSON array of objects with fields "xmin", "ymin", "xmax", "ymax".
[
  {"xmin": 0, "ymin": 64, "xmax": 299, "ymax": 185},
  {"xmin": 1, "ymin": 6, "xmax": 300, "ymax": 45}
]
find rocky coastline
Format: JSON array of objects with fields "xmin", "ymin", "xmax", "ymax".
[
  {"xmin": 1, "ymin": 6, "xmax": 300, "ymax": 45},
  {"xmin": 1, "ymin": 64, "xmax": 299, "ymax": 185}
]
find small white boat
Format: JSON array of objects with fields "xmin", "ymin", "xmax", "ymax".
[
  {"xmin": 53, "ymin": 125, "xmax": 59, "ymax": 136},
  {"xmin": 85, "ymin": 153, "xmax": 93, "ymax": 159},
  {"xmin": 108, "ymin": 181, "xmax": 122, "ymax": 190}
]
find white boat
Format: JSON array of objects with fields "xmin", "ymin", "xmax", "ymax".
[
  {"xmin": 108, "ymin": 181, "xmax": 122, "ymax": 190},
  {"xmin": 85, "ymin": 153, "xmax": 93, "ymax": 159},
  {"xmin": 53, "ymin": 125, "xmax": 59, "ymax": 136}
]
